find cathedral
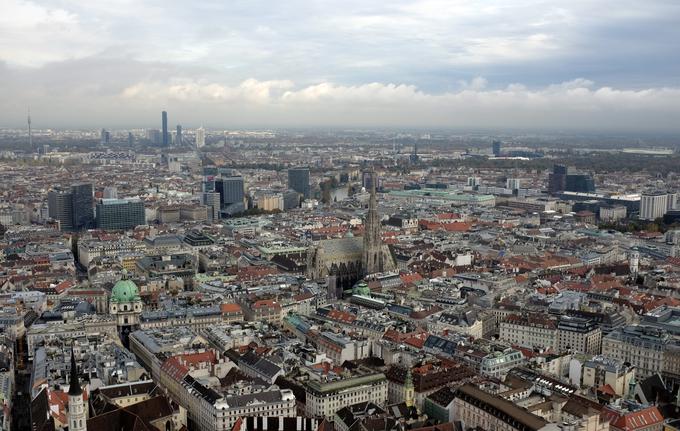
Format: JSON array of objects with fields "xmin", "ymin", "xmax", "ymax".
[{"xmin": 307, "ymin": 171, "xmax": 395, "ymax": 298}]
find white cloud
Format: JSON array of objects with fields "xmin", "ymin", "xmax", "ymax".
[
  {"xmin": 111, "ymin": 77, "xmax": 680, "ymax": 130},
  {"xmin": 0, "ymin": 0, "xmax": 100, "ymax": 66},
  {"xmin": 1, "ymin": 0, "xmax": 679, "ymax": 130}
]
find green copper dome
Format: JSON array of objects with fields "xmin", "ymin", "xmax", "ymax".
[
  {"xmin": 111, "ymin": 273, "xmax": 140, "ymax": 303},
  {"xmin": 353, "ymin": 282, "xmax": 371, "ymax": 297}
]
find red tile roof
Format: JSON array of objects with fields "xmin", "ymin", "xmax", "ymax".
[{"xmin": 603, "ymin": 406, "xmax": 664, "ymax": 431}]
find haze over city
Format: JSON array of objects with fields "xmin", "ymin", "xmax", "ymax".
[{"xmin": 2, "ymin": 0, "xmax": 680, "ymax": 130}]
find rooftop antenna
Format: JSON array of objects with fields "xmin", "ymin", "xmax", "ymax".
[{"xmin": 28, "ymin": 108, "xmax": 33, "ymax": 151}]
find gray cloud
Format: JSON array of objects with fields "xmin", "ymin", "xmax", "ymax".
[{"xmin": 1, "ymin": 0, "xmax": 679, "ymax": 130}]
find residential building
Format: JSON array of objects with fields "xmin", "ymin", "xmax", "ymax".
[
  {"xmin": 453, "ymin": 384, "xmax": 550, "ymax": 431},
  {"xmin": 305, "ymin": 371, "xmax": 388, "ymax": 419}
]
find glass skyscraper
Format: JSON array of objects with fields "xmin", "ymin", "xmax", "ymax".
[
  {"xmin": 162, "ymin": 110, "xmax": 168, "ymax": 146},
  {"xmin": 288, "ymin": 167, "xmax": 310, "ymax": 199},
  {"xmin": 71, "ymin": 183, "xmax": 94, "ymax": 230}
]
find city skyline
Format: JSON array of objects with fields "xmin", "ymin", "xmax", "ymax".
[{"xmin": 1, "ymin": 0, "xmax": 680, "ymax": 131}]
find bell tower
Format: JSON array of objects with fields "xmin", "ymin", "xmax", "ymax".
[{"xmin": 67, "ymin": 347, "xmax": 87, "ymax": 431}]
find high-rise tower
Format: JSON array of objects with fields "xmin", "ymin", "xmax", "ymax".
[
  {"xmin": 161, "ymin": 111, "xmax": 168, "ymax": 146},
  {"xmin": 288, "ymin": 167, "xmax": 311, "ymax": 199},
  {"xmin": 196, "ymin": 126, "xmax": 206, "ymax": 148},
  {"xmin": 67, "ymin": 347, "xmax": 87, "ymax": 431},
  {"xmin": 28, "ymin": 109, "xmax": 33, "ymax": 152},
  {"xmin": 362, "ymin": 171, "xmax": 383, "ymax": 275}
]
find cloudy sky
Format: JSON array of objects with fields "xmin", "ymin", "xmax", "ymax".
[{"xmin": 1, "ymin": 0, "xmax": 680, "ymax": 131}]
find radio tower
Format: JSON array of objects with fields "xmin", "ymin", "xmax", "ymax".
[{"xmin": 28, "ymin": 109, "xmax": 33, "ymax": 152}]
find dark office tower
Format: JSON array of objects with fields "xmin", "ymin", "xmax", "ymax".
[
  {"xmin": 362, "ymin": 171, "xmax": 378, "ymax": 191},
  {"xmin": 100, "ymin": 129, "xmax": 110, "ymax": 145},
  {"xmin": 409, "ymin": 142, "xmax": 419, "ymax": 164},
  {"xmin": 127, "ymin": 132, "xmax": 134, "ymax": 146},
  {"xmin": 71, "ymin": 183, "xmax": 95, "ymax": 230},
  {"xmin": 215, "ymin": 176, "xmax": 244, "ymax": 207},
  {"xmin": 176, "ymin": 125, "xmax": 182, "ymax": 146},
  {"xmin": 161, "ymin": 111, "xmax": 168, "ymax": 146},
  {"xmin": 96, "ymin": 198, "xmax": 146, "ymax": 230},
  {"xmin": 203, "ymin": 166, "xmax": 218, "ymax": 177},
  {"xmin": 288, "ymin": 167, "xmax": 311, "ymax": 199},
  {"xmin": 202, "ymin": 179, "xmax": 215, "ymax": 193},
  {"xmin": 566, "ymin": 174, "xmax": 596, "ymax": 193},
  {"xmin": 492, "ymin": 140, "xmax": 502, "ymax": 157},
  {"xmin": 548, "ymin": 164, "xmax": 568, "ymax": 195},
  {"xmin": 48, "ymin": 189, "xmax": 74, "ymax": 231}
]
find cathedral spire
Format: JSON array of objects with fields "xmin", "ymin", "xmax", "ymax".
[
  {"xmin": 68, "ymin": 346, "xmax": 82, "ymax": 396},
  {"xmin": 363, "ymin": 170, "xmax": 382, "ymax": 276}
]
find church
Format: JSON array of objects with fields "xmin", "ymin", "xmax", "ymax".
[
  {"xmin": 109, "ymin": 270, "xmax": 143, "ymax": 345},
  {"xmin": 307, "ymin": 172, "xmax": 395, "ymax": 298}
]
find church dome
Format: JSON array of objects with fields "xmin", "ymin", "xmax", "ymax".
[
  {"xmin": 111, "ymin": 272, "xmax": 140, "ymax": 303},
  {"xmin": 353, "ymin": 282, "xmax": 370, "ymax": 296}
]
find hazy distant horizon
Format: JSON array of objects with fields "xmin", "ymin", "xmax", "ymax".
[{"xmin": 2, "ymin": 1, "xmax": 680, "ymax": 132}]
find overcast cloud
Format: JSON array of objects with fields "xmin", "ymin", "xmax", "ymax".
[{"xmin": 1, "ymin": 0, "xmax": 679, "ymax": 131}]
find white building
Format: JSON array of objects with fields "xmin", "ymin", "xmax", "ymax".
[
  {"xmin": 196, "ymin": 127, "xmax": 206, "ymax": 148},
  {"xmin": 184, "ymin": 379, "xmax": 296, "ymax": 431},
  {"xmin": 499, "ymin": 314, "xmax": 557, "ymax": 349},
  {"xmin": 506, "ymin": 178, "xmax": 522, "ymax": 191},
  {"xmin": 639, "ymin": 191, "xmax": 669, "ymax": 221},
  {"xmin": 599, "ymin": 205, "xmax": 627, "ymax": 222},
  {"xmin": 305, "ymin": 372, "xmax": 388, "ymax": 419}
]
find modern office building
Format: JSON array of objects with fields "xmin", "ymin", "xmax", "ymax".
[
  {"xmin": 48, "ymin": 189, "xmax": 74, "ymax": 231},
  {"xmin": 146, "ymin": 129, "xmax": 161, "ymax": 145},
  {"xmin": 161, "ymin": 111, "xmax": 168, "ymax": 146},
  {"xmin": 566, "ymin": 174, "xmax": 596, "ymax": 193},
  {"xmin": 103, "ymin": 186, "xmax": 118, "ymax": 199},
  {"xmin": 599, "ymin": 205, "xmax": 627, "ymax": 222},
  {"xmin": 548, "ymin": 165, "xmax": 595, "ymax": 194},
  {"xmin": 100, "ymin": 128, "xmax": 110, "ymax": 145},
  {"xmin": 492, "ymin": 140, "xmax": 501, "ymax": 157},
  {"xmin": 506, "ymin": 178, "xmax": 521, "ymax": 191},
  {"xmin": 288, "ymin": 167, "xmax": 310, "ymax": 199},
  {"xmin": 556, "ymin": 316, "xmax": 601, "ymax": 355},
  {"xmin": 361, "ymin": 171, "xmax": 378, "ymax": 191},
  {"xmin": 640, "ymin": 191, "xmax": 670, "ymax": 220},
  {"xmin": 175, "ymin": 124, "xmax": 182, "ymax": 146},
  {"xmin": 215, "ymin": 176, "xmax": 244, "ymax": 207},
  {"xmin": 202, "ymin": 192, "xmax": 221, "ymax": 221},
  {"xmin": 548, "ymin": 164, "xmax": 568, "ymax": 194},
  {"xmin": 96, "ymin": 199, "xmax": 146, "ymax": 230},
  {"xmin": 196, "ymin": 126, "xmax": 205, "ymax": 148},
  {"xmin": 283, "ymin": 190, "xmax": 301, "ymax": 209},
  {"xmin": 71, "ymin": 183, "xmax": 95, "ymax": 231},
  {"xmin": 48, "ymin": 183, "xmax": 94, "ymax": 231}
]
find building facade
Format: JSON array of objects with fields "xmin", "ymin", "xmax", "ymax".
[
  {"xmin": 96, "ymin": 198, "xmax": 146, "ymax": 230},
  {"xmin": 288, "ymin": 167, "xmax": 311, "ymax": 199}
]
